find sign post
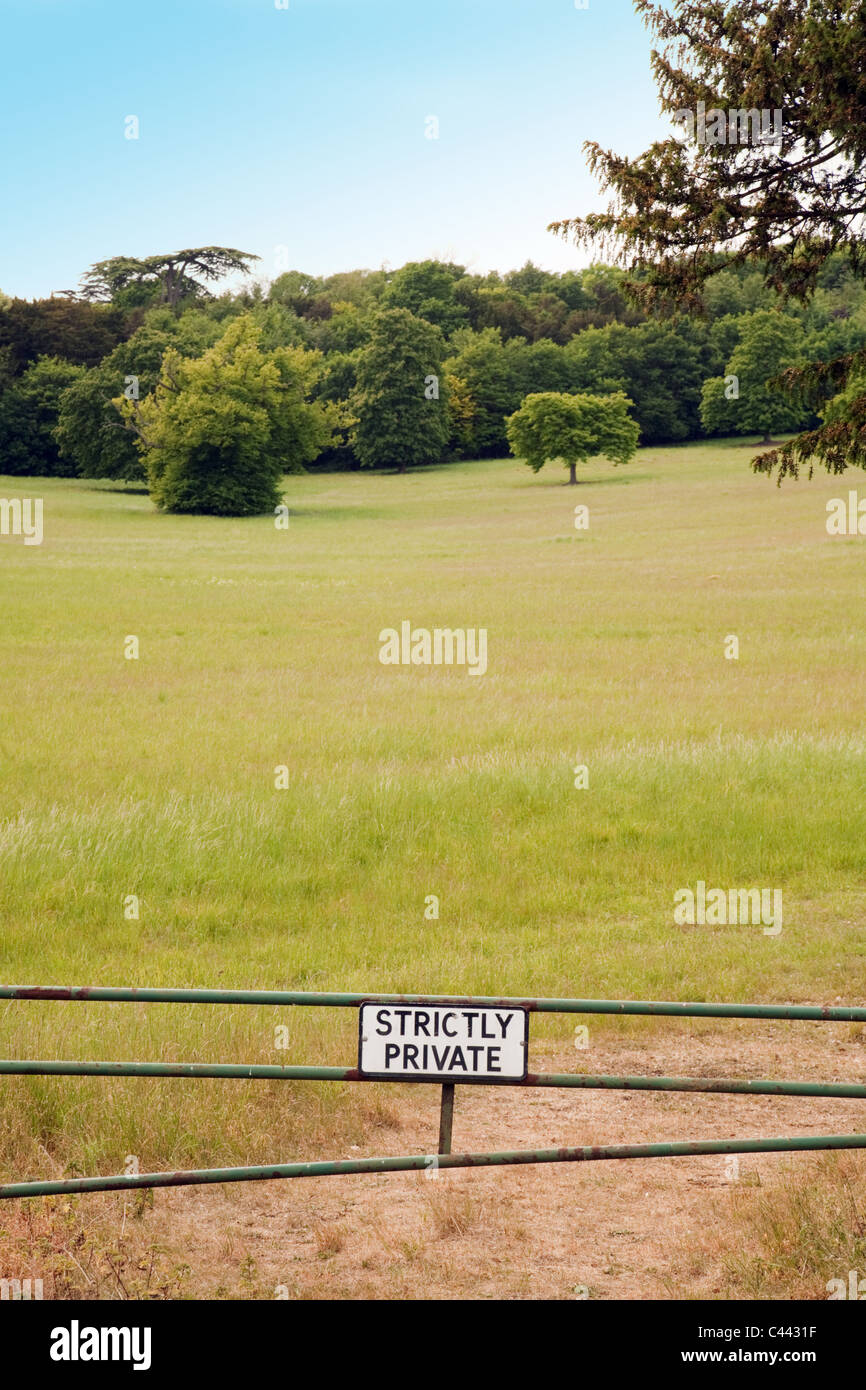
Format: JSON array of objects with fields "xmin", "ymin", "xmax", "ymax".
[{"xmin": 438, "ymin": 1083, "xmax": 455, "ymax": 1155}]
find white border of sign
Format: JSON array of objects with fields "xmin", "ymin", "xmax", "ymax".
[{"xmin": 358, "ymin": 1002, "xmax": 529, "ymax": 1080}]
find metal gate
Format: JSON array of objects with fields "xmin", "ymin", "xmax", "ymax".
[{"xmin": 2, "ymin": 985, "xmax": 866, "ymax": 1199}]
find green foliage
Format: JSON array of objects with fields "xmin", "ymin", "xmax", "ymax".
[
  {"xmin": 445, "ymin": 317, "xmax": 716, "ymax": 457},
  {"xmin": 11, "ymin": 244, "xmax": 866, "ymax": 480},
  {"xmin": 567, "ymin": 319, "xmax": 714, "ymax": 443},
  {"xmin": 268, "ymin": 270, "xmax": 324, "ymax": 308},
  {"xmin": 381, "ymin": 260, "xmax": 468, "ymax": 335},
  {"xmin": 0, "ymin": 356, "xmax": 85, "ymax": 475},
  {"xmin": 249, "ymin": 302, "xmax": 312, "ymax": 351},
  {"xmin": 700, "ymin": 310, "xmax": 808, "ymax": 439},
  {"xmin": 0, "ymin": 297, "xmax": 128, "ymax": 375},
  {"xmin": 550, "ymin": 0, "xmax": 866, "ymax": 477},
  {"xmin": 54, "ymin": 363, "xmax": 142, "ymax": 481},
  {"xmin": 54, "ymin": 308, "xmax": 226, "ymax": 480},
  {"xmin": 306, "ymin": 302, "xmax": 371, "ymax": 355},
  {"xmin": 552, "ymin": 0, "xmax": 866, "ymax": 309},
  {"xmin": 820, "ymin": 371, "xmax": 866, "ymax": 426},
  {"xmin": 319, "ymin": 268, "xmax": 389, "ymax": 309},
  {"xmin": 352, "ymin": 308, "xmax": 450, "ymax": 471},
  {"xmin": 443, "ymin": 329, "xmax": 524, "ymax": 456},
  {"xmin": 78, "ymin": 247, "xmax": 260, "ymax": 309},
  {"xmin": 701, "ymin": 266, "xmax": 776, "ymax": 320},
  {"xmin": 506, "ymin": 390, "xmax": 639, "ymax": 483},
  {"xmin": 126, "ymin": 317, "xmax": 337, "ymax": 514}
]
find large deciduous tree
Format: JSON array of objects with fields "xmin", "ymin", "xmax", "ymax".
[
  {"xmin": 352, "ymin": 308, "xmax": 450, "ymax": 472},
  {"xmin": 0, "ymin": 357, "xmax": 85, "ymax": 475},
  {"xmin": 0, "ymin": 297, "xmax": 128, "ymax": 373},
  {"xmin": 53, "ymin": 309, "xmax": 225, "ymax": 481},
  {"xmin": 700, "ymin": 309, "xmax": 808, "ymax": 440},
  {"xmin": 443, "ymin": 329, "xmax": 524, "ymax": 457},
  {"xmin": 549, "ymin": 0, "xmax": 866, "ymax": 479},
  {"xmin": 381, "ymin": 260, "xmax": 468, "ymax": 335},
  {"xmin": 122, "ymin": 317, "xmax": 337, "ymax": 515},
  {"xmin": 506, "ymin": 391, "xmax": 639, "ymax": 484}
]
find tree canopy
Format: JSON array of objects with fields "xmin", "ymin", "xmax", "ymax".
[
  {"xmin": 352, "ymin": 308, "xmax": 450, "ymax": 472},
  {"xmin": 122, "ymin": 317, "xmax": 337, "ymax": 515},
  {"xmin": 76, "ymin": 247, "xmax": 260, "ymax": 309},
  {"xmin": 700, "ymin": 310, "xmax": 808, "ymax": 441},
  {"xmin": 549, "ymin": 0, "xmax": 866, "ymax": 479},
  {"xmin": 7, "ymin": 238, "xmax": 866, "ymax": 491},
  {"xmin": 0, "ymin": 357, "xmax": 85, "ymax": 475},
  {"xmin": 506, "ymin": 390, "xmax": 639, "ymax": 484},
  {"xmin": 550, "ymin": 0, "xmax": 866, "ymax": 311}
]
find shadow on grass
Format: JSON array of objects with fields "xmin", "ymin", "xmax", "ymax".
[
  {"xmin": 287, "ymin": 506, "xmax": 394, "ymax": 521},
  {"xmin": 87, "ymin": 484, "xmax": 150, "ymax": 495},
  {"xmin": 514, "ymin": 470, "xmax": 656, "ymax": 489}
]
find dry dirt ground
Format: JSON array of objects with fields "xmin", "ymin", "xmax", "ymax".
[{"xmin": 132, "ymin": 1028, "xmax": 866, "ymax": 1300}]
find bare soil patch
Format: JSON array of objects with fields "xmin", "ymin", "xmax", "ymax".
[{"xmin": 131, "ymin": 1028, "xmax": 866, "ymax": 1300}]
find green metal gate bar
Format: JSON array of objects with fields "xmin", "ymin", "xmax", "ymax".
[
  {"xmin": 2, "ymin": 1058, "xmax": 866, "ymax": 1100},
  {"xmin": 2, "ymin": 985, "xmax": 866, "ymax": 1201},
  {"xmin": 2, "ymin": 984, "xmax": 866, "ymax": 1021},
  {"xmin": 3, "ymin": 1133, "xmax": 866, "ymax": 1201}
]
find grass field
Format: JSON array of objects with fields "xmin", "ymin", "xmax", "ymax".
[{"xmin": 1, "ymin": 439, "xmax": 865, "ymax": 1185}]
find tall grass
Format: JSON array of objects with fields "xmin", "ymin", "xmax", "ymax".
[{"xmin": 1, "ymin": 441, "xmax": 864, "ymax": 1178}]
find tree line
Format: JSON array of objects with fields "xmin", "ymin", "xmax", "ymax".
[{"xmin": 1, "ymin": 244, "xmax": 865, "ymax": 511}]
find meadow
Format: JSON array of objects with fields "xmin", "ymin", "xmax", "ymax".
[{"xmin": 1, "ymin": 440, "xmax": 865, "ymax": 1184}]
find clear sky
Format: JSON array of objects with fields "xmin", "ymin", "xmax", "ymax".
[{"xmin": 0, "ymin": 0, "xmax": 671, "ymax": 300}]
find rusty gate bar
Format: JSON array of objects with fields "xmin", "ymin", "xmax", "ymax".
[
  {"xmin": 3, "ymin": 1133, "xmax": 866, "ymax": 1201},
  {"xmin": 2, "ymin": 984, "xmax": 866, "ymax": 1021},
  {"xmin": 2, "ymin": 1058, "xmax": 866, "ymax": 1099}
]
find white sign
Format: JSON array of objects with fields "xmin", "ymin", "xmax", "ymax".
[{"xmin": 358, "ymin": 1003, "xmax": 528, "ymax": 1080}]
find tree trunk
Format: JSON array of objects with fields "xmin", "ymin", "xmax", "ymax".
[
  {"xmin": 569, "ymin": 463, "xmax": 577, "ymax": 485},
  {"xmin": 761, "ymin": 434, "xmax": 772, "ymax": 444}
]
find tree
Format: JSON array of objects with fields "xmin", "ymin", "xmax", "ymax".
[
  {"xmin": 549, "ymin": 0, "xmax": 866, "ymax": 478},
  {"xmin": 381, "ymin": 260, "xmax": 468, "ymax": 335},
  {"xmin": 564, "ymin": 319, "xmax": 715, "ymax": 442},
  {"xmin": 352, "ymin": 308, "xmax": 450, "ymax": 472},
  {"xmin": 443, "ymin": 329, "xmax": 525, "ymax": 456},
  {"xmin": 123, "ymin": 317, "xmax": 337, "ymax": 515},
  {"xmin": 445, "ymin": 372, "xmax": 476, "ymax": 454},
  {"xmin": 0, "ymin": 297, "xmax": 128, "ymax": 374},
  {"xmin": 54, "ymin": 362, "xmax": 143, "ymax": 480},
  {"xmin": 76, "ymin": 247, "xmax": 259, "ymax": 309},
  {"xmin": 0, "ymin": 357, "xmax": 85, "ymax": 474},
  {"xmin": 821, "ymin": 371, "xmax": 866, "ymax": 426},
  {"xmin": 54, "ymin": 308, "xmax": 225, "ymax": 480},
  {"xmin": 473, "ymin": 286, "xmax": 535, "ymax": 341},
  {"xmin": 700, "ymin": 310, "xmax": 808, "ymax": 440},
  {"xmin": 505, "ymin": 261, "xmax": 556, "ymax": 297},
  {"xmin": 307, "ymin": 301, "xmax": 371, "ymax": 355},
  {"xmin": 506, "ymin": 391, "xmax": 639, "ymax": 484},
  {"xmin": 518, "ymin": 339, "xmax": 574, "ymax": 395},
  {"xmin": 551, "ymin": 0, "xmax": 866, "ymax": 309},
  {"xmin": 269, "ymin": 270, "xmax": 325, "ymax": 309}
]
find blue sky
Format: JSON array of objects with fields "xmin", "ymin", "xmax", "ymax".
[{"xmin": 0, "ymin": 0, "xmax": 671, "ymax": 300}]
